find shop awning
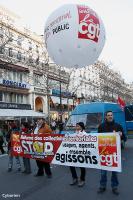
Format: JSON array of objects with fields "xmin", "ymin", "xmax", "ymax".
[{"xmin": 0, "ymin": 109, "xmax": 46, "ymax": 118}]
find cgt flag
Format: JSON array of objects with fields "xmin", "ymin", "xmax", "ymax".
[{"xmin": 117, "ymin": 96, "xmax": 126, "ymax": 111}]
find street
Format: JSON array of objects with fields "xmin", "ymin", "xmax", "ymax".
[{"xmin": 0, "ymin": 139, "xmax": 133, "ymax": 200}]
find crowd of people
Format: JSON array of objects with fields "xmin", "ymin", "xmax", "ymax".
[
  {"xmin": 0, "ymin": 110, "xmax": 127, "ymax": 196},
  {"xmin": 0, "ymin": 117, "xmax": 67, "ymax": 156}
]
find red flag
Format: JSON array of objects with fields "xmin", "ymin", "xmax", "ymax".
[{"xmin": 117, "ymin": 96, "xmax": 126, "ymax": 111}]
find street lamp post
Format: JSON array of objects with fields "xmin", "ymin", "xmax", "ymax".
[
  {"xmin": 59, "ymin": 80, "xmax": 62, "ymax": 122},
  {"xmin": 58, "ymin": 65, "xmax": 63, "ymax": 122}
]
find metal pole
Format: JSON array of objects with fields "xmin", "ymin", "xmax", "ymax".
[
  {"xmin": 59, "ymin": 80, "xmax": 62, "ymax": 122},
  {"xmin": 46, "ymin": 74, "xmax": 50, "ymax": 124}
]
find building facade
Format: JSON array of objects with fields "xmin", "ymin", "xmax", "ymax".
[
  {"xmin": 0, "ymin": 5, "xmax": 73, "ymax": 122},
  {"xmin": 69, "ymin": 61, "xmax": 133, "ymax": 104},
  {"xmin": 0, "ymin": 5, "xmax": 132, "ymax": 123}
]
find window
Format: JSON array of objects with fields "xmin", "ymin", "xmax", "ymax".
[
  {"xmin": 65, "ymin": 113, "xmax": 103, "ymax": 132},
  {"xmin": 0, "ymin": 92, "xmax": 2, "ymax": 101},
  {"xmin": 125, "ymin": 106, "xmax": 133, "ymax": 121},
  {"xmin": 9, "ymin": 48, "xmax": 13, "ymax": 57},
  {"xmin": 29, "ymin": 55, "xmax": 33, "ymax": 63},
  {"xmin": 11, "ymin": 93, "xmax": 16, "ymax": 103},
  {"xmin": 17, "ymin": 36, "xmax": 22, "ymax": 46},
  {"xmin": 17, "ymin": 51, "xmax": 21, "ymax": 61},
  {"xmin": 36, "ymin": 56, "xmax": 39, "ymax": 65},
  {"xmin": 23, "ymin": 95, "xmax": 28, "ymax": 104},
  {"xmin": 0, "ymin": 27, "xmax": 4, "ymax": 38},
  {"xmin": 36, "ymin": 45, "xmax": 39, "ymax": 53},
  {"xmin": 65, "ymin": 114, "xmax": 87, "ymax": 131},
  {"xmin": 4, "ymin": 93, "xmax": 10, "ymax": 103},
  {"xmin": 20, "ymin": 73, "xmax": 22, "ymax": 82},
  {"xmin": 7, "ymin": 71, "xmax": 13, "ymax": 80},
  {"xmin": 34, "ymin": 74, "xmax": 42, "ymax": 85},
  {"xmin": 9, "ymin": 32, "xmax": 13, "ymax": 42},
  {"xmin": 3, "ymin": 93, "xmax": 6, "ymax": 102},
  {"xmin": 17, "ymin": 94, "xmax": 21, "ymax": 103},
  {"xmin": 29, "ymin": 42, "xmax": 32, "ymax": 50},
  {"xmin": 0, "ymin": 47, "xmax": 5, "ymax": 54},
  {"xmin": 16, "ymin": 73, "xmax": 20, "ymax": 82},
  {"xmin": 13, "ymin": 71, "xmax": 17, "ymax": 81}
]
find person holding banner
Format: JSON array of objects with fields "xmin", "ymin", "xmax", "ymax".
[
  {"xmin": 97, "ymin": 111, "xmax": 125, "ymax": 195},
  {"xmin": 69, "ymin": 122, "xmax": 87, "ymax": 187},
  {"xmin": 21, "ymin": 122, "xmax": 31, "ymax": 174},
  {"xmin": 6, "ymin": 124, "xmax": 21, "ymax": 172},
  {"xmin": 34, "ymin": 118, "xmax": 53, "ymax": 178},
  {"xmin": 0, "ymin": 128, "xmax": 5, "ymax": 154}
]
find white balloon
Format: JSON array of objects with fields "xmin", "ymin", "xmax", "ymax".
[{"xmin": 44, "ymin": 4, "xmax": 106, "ymax": 68}]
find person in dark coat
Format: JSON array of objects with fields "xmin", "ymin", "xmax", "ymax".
[
  {"xmin": 0, "ymin": 128, "xmax": 5, "ymax": 154},
  {"xmin": 97, "ymin": 110, "xmax": 126, "ymax": 195}
]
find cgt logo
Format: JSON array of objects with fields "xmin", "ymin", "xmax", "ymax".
[
  {"xmin": 13, "ymin": 146, "xmax": 22, "ymax": 154},
  {"xmin": 78, "ymin": 6, "xmax": 100, "ymax": 42},
  {"xmin": 100, "ymin": 153, "xmax": 118, "ymax": 167}
]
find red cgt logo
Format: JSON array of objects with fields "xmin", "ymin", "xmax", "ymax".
[{"xmin": 78, "ymin": 6, "xmax": 100, "ymax": 42}]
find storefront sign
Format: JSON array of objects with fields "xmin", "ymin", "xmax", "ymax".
[
  {"xmin": 0, "ymin": 79, "xmax": 30, "ymax": 89},
  {"xmin": 11, "ymin": 132, "xmax": 121, "ymax": 172},
  {"xmin": 52, "ymin": 89, "xmax": 71, "ymax": 97},
  {"xmin": 0, "ymin": 102, "xmax": 31, "ymax": 110}
]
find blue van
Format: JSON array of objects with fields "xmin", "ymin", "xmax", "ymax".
[{"xmin": 63, "ymin": 102, "xmax": 127, "ymax": 138}]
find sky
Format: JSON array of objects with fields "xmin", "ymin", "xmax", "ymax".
[{"xmin": 0, "ymin": 0, "xmax": 133, "ymax": 83}]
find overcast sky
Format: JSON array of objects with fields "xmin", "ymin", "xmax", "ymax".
[{"xmin": 1, "ymin": 0, "xmax": 133, "ymax": 83}]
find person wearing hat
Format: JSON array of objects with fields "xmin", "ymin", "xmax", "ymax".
[
  {"xmin": 69, "ymin": 122, "xmax": 87, "ymax": 187},
  {"xmin": 34, "ymin": 117, "xmax": 53, "ymax": 178}
]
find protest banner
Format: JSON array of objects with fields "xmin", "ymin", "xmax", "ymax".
[{"xmin": 11, "ymin": 132, "xmax": 121, "ymax": 172}]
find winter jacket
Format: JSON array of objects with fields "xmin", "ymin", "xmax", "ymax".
[
  {"xmin": 35, "ymin": 123, "xmax": 52, "ymax": 135},
  {"xmin": 98, "ymin": 120, "xmax": 127, "ymax": 141}
]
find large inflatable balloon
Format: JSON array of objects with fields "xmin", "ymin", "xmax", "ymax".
[{"xmin": 44, "ymin": 4, "xmax": 106, "ymax": 68}]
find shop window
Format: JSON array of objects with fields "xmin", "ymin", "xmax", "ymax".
[
  {"xmin": 23, "ymin": 95, "xmax": 28, "ymax": 104},
  {"xmin": 17, "ymin": 94, "xmax": 21, "ymax": 103},
  {"xmin": 11, "ymin": 93, "xmax": 16, "ymax": 103},
  {"xmin": 19, "ymin": 94, "xmax": 23, "ymax": 103},
  {"xmin": 5, "ymin": 93, "xmax": 11, "ymax": 103}
]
